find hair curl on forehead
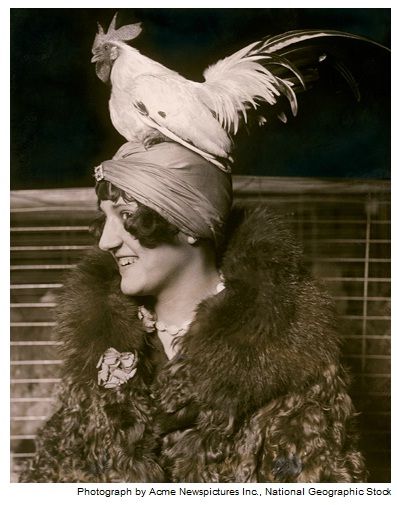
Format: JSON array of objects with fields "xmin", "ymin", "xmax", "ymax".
[
  {"xmin": 95, "ymin": 179, "xmax": 134, "ymax": 204},
  {"xmin": 91, "ymin": 180, "xmax": 180, "ymax": 248}
]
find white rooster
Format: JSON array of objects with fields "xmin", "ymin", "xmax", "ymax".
[{"xmin": 91, "ymin": 13, "xmax": 387, "ymax": 169}]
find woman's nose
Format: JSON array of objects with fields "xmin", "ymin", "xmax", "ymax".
[{"xmin": 98, "ymin": 218, "xmax": 122, "ymax": 251}]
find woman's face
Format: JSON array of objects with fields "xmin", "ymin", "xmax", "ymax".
[{"xmin": 98, "ymin": 199, "xmax": 193, "ymax": 297}]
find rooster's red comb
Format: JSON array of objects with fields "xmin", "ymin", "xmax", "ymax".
[{"xmin": 92, "ymin": 12, "xmax": 142, "ymax": 51}]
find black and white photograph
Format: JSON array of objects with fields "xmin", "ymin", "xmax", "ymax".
[{"xmin": 10, "ymin": 6, "xmax": 390, "ymax": 487}]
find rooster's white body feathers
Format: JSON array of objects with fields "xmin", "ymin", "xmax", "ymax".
[{"xmin": 108, "ymin": 44, "xmax": 232, "ymax": 161}]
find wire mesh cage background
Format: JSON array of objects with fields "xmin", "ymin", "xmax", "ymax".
[{"xmin": 10, "ymin": 176, "xmax": 390, "ymax": 482}]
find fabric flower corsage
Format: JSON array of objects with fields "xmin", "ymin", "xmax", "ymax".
[{"xmin": 96, "ymin": 347, "xmax": 138, "ymax": 389}]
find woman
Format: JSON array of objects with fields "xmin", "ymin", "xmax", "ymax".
[{"xmin": 19, "ymin": 140, "xmax": 366, "ymax": 483}]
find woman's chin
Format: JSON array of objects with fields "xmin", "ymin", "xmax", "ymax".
[
  {"xmin": 119, "ymin": 274, "xmax": 150, "ymax": 297},
  {"xmin": 120, "ymin": 278, "xmax": 140, "ymax": 296}
]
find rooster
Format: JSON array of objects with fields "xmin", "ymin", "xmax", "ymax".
[{"xmin": 91, "ymin": 13, "xmax": 388, "ymax": 170}]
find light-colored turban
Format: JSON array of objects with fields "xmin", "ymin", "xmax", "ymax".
[{"xmin": 94, "ymin": 141, "xmax": 232, "ymax": 244}]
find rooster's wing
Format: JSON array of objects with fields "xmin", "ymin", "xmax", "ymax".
[{"xmin": 130, "ymin": 74, "xmax": 232, "ymax": 162}]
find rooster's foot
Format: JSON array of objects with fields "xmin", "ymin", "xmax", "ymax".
[{"xmin": 143, "ymin": 132, "xmax": 170, "ymax": 150}]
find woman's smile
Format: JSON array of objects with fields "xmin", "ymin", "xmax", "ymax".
[{"xmin": 116, "ymin": 255, "xmax": 139, "ymax": 269}]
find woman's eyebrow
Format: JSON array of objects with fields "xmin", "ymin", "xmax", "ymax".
[
  {"xmin": 97, "ymin": 201, "xmax": 124, "ymax": 210},
  {"xmin": 114, "ymin": 202, "xmax": 138, "ymax": 210}
]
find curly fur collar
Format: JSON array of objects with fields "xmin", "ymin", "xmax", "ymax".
[{"xmin": 56, "ymin": 206, "xmax": 340, "ymax": 416}]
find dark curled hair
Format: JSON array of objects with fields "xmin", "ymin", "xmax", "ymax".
[{"xmin": 90, "ymin": 180, "xmax": 180, "ymax": 248}]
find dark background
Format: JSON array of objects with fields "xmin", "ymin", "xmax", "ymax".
[{"xmin": 10, "ymin": 8, "xmax": 390, "ymax": 189}]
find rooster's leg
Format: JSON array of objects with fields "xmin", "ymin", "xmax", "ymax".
[{"xmin": 143, "ymin": 130, "xmax": 170, "ymax": 149}]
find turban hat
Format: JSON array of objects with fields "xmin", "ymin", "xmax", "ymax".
[{"xmin": 95, "ymin": 141, "xmax": 233, "ymax": 244}]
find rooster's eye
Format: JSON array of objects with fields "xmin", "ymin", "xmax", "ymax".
[{"xmin": 104, "ymin": 44, "xmax": 109, "ymax": 50}]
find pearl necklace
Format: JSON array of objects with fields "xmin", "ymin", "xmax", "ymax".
[
  {"xmin": 138, "ymin": 276, "xmax": 225, "ymax": 338},
  {"xmin": 138, "ymin": 305, "xmax": 192, "ymax": 337}
]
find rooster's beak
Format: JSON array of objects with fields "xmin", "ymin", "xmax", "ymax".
[{"xmin": 91, "ymin": 53, "xmax": 100, "ymax": 63}]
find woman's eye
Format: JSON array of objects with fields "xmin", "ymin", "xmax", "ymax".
[{"xmin": 120, "ymin": 211, "xmax": 133, "ymax": 221}]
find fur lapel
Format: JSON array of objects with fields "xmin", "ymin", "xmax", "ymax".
[
  {"xmin": 56, "ymin": 206, "xmax": 341, "ymax": 415},
  {"xmin": 183, "ymin": 207, "xmax": 340, "ymax": 416},
  {"xmin": 56, "ymin": 250, "xmax": 149, "ymax": 384}
]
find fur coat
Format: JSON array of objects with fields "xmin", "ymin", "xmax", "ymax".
[{"xmin": 19, "ymin": 206, "xmax": 366, "ymax": 483}]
